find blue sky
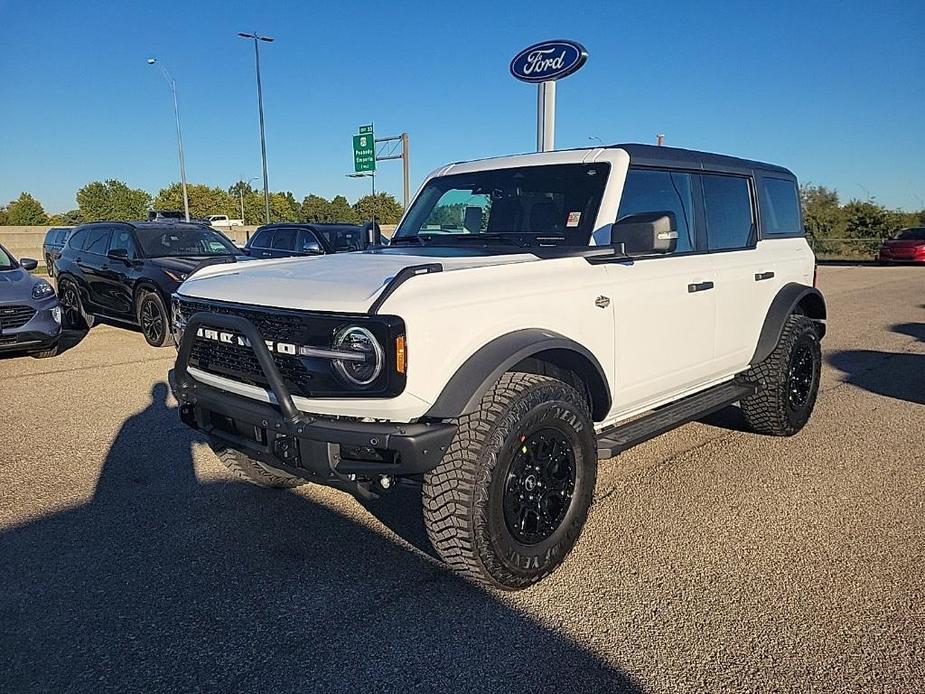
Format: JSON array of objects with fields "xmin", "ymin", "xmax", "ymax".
[{"xmin": 1, "ymin": 0, "xmax": 923, "ymax": 213}]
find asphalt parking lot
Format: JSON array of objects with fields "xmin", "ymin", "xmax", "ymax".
[{"xmin": 0, "ymin": 265, "xmax": 922, "ymax": 693}]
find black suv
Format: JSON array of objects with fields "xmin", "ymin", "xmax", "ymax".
[
  {"xmin": 243, "ymin": 223, "xmax": 379, "ymax": 259},
  {"xmin": 55, "ymin": 221, "xmax": 248, "ymax": 347},
  {"xmin": 42, "ymin": 227, "xmax": 72, "ymax": 276}
]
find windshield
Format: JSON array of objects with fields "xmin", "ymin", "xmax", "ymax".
[
  {"xmin": 896, "ymin": 228, "xmax": 925, "ymax": 240},
  {"xmin": 393, "ymin": 163, "xmax": 609, "ymax": 247},
  {"xmin": 0, "ymin": 244, "xmax": 15, "ymax": 270},
  {"xmin": 136, "ymin": 227, "xmax": 238, "ymax": 258}
]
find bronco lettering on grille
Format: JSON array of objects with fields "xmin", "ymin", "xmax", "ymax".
[{"xmin": 196, "ymin": 327, "xmax": 298, "ymax": 356}]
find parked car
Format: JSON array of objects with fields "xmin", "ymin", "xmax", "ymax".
[
  {"xmin": 55, "ymin": 221, "xmax": 249, "ymax": 347},
  {"xmin": 0, "ymin": 243, "xmax": 61, "ymax": 358},
  {"xmin": 243, "ymin": 223, "xmax": 377, "ymax": 259},
  {"xmin": 878, "ymin": 227, "xmax": 925, "ymax": 264},
  {"xmin": 206, "ymin": 215, "xmax": 245, "ymax": 227},
  {"xmin": 169, "ymin": 144, "xmax": 826, "ymax": 590},
  {"xmin": 148, "ymin": 209, "xmax": 184, "ymax": 222},
  {"xmin": 42, "ymin": 227, "xmax": 72, "ymax": 277}
]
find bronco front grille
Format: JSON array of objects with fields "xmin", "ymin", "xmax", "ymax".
[
  {"xmin": 176, "ymin": 298, "xmax": 405, "ymax": 399},
  {"xmin": 0, "ymin": 305, "xmax": 36, "ymax": 330}
]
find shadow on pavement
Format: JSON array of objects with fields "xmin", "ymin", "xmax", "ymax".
[
  {"xmin": 0, "ymin": 383, "xmax": 641, "ymax": 693},
  {"xmin": 698, "ymin": 404, "xmax": 753, "ymax": 433},
  {"xmin": 826, "ymin": 322, "xmax": 925, "ymax": 406}
]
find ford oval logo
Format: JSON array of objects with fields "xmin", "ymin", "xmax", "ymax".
[{"xmin": 510, "ymin": 40, "xmax": 588, "ymax": 83}]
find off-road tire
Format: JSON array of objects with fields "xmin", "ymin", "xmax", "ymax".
[
  {"xmin": 31, "ymin": 345, "xmax": 59, "ymax": 359},
  {"xmin": 422, "ymin": 372, "xmax": 597, "ymax": 590},
  {"xmin": 209, "ymin": 439, "xmax": 306, "ymax": 489},
  {"xmin": 138, "ymin": 291, "xmax": 174, "ymax": 348},
  {"xmin": 741, "ymin": 314, "xmax": 822, "ymax": 436}
]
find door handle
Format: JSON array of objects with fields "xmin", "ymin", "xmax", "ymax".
[
  {"xmin": 688, "ymin": 281, "xmax": 714, "ymax": 293},
  {"xmin": 754, "ymin": 271, "xmax": 775, "ymax": 281}
]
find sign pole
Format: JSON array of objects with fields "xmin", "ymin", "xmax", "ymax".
[
  {"xmin": 536, "ymin": 81, "xmax": 556, "ymax": 152},
  {"xmin": 401, "ymin": 132, "xmax": 410, "ymax": 210}
]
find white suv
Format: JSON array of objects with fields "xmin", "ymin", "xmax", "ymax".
[{"xmin": 169, "ymin": 144, "xmax": 826, "ymax": 589}]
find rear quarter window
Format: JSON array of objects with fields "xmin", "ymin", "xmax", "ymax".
[{"xmin": 760, "ymin": 177, "xmax": 803, "ymax": 236}]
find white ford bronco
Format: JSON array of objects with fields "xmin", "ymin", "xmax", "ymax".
[{"xmin": 169, "ymin": 144, "xmax": 826, "ymax": 590}]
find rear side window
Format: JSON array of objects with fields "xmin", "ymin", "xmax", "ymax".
[
  {"xmin": 67, "ymin": 228, "xmax": 89, "ymax": 250},
  {"xmin": 271, "ymin": 228, "xmax": 298, "ymax": 251},
  {"xmin": 702, "ymin": 174, "xmax": 753, "ymax": 251},
  {"xmin": 616, "ymin": 169, "xmax": 695, "ymax": 253},
  {"xmin": 83, "ymin": 227, "xmax": 111, "ymax": 255},
  {"xmin": 760, "ymin": 177, "xmax": 802, "ymax": 235},
  {"xmin": 56, "ymin": 230, "xmax": 68, "ymax": 244}
]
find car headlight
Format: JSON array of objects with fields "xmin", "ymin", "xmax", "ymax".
[
  {"xmin": 171, "ymin": 297, "xmax": 186, "ymax": 346},
  {"xmin": 332, "ymin": 326, "xmax": 383, "ymax": 387},
  {"xmin": 51, "ymin": 306, "xmax": 62, "ymax": 324},
  {"xmin": 32, "ymin": 279, "xmax": 55, "ymax": 300}
]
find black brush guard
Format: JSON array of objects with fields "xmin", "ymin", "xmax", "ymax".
[{"xmin": 171, "ymin": 312, "xmax": 457, "ymax": 491}]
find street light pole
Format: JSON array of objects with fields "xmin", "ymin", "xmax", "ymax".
[
  {"xmin": 147, "ymin": 58, "xmax": 190, "ymax": 222},
  {"xmin": 238, "ymin": 32, "xmax": 274, "ymax": 225}
]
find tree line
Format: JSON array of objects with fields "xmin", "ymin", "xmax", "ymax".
[
  {"xmin": 0, "ymin": 179, "xmax": 405, "ymax": 227},
  {"xmin": 801, "ymin": 184, "xmax": 924, "ymax": 241}
]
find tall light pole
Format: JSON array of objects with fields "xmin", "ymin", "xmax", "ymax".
[
  {"xmin": 147, "ymin": 58, "xmax": 190, "ymax": 222},
  {"xmin": 237, "ymin": 32, "xmax": 274, "ymax": 224}
]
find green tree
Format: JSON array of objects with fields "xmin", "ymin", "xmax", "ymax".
[
  {"xmin": 48, "ymin": 210, "xmax": 82, "ymax": 226},
  {"xmin": 76, "ymin": 180, "xmax": 151, "ymax": 222},
  {"xmin": 0, "ymin": 206, "xmax": 8, "ymax": 225},
  {"xmin": 5, "ymin": 192, "xmax": 49, "ymax": 225},
  {"xmin": 328, "ymin": 195, "xmax": 358, "ymax": 223},
  {"xmin": 154, "ymin": 183, "xmax": 234, "ymax": 220},
  {"xmin": 301, "ymin": 194, "xmax": 333, "ymax": 222},
  {"xmin": 843, "ymin": 200, "xmax": 891, "ymax": 239},
  {"xmin": 800, "ymin": 184, "xmax": 842, "ymax": 239},
  {"xmin": 353, "ymin": 192, "xmax": 404, "ymax": 224},
  {"xmin": 270, "ymin": 191, "xmax": 301, "ymax": 223}
]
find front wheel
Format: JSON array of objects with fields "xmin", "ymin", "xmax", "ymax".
[
  {"xmin": 58, "ymin": 278, "xmax": 89, "ymax": 331},
  {"xmin": 138, "ymin": 291, "xmax": 174, "ymax": 348},
  {"xmin": 741, "ymin": 314, "xmax": 822, "ymax": 436},
  {"xmin": 423, "ymin": 372, "xmax": 597, "ymax": 590}
]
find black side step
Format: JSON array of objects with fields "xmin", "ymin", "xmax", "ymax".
[{"xmin": 596, "ymin": 380, "xmax": 757, "ymax": 460}]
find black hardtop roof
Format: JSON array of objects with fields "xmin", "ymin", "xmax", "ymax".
[
  {"xmin": 78, "ymin": 220, "xmax": 215, "ymax": 230},
  {"xmin": 255, "ymin": 222, "xmax": 365, "ymax": 230},
  {"xmin": 610, "ymin": 143, "xmax": 794, "ymax": 177}
]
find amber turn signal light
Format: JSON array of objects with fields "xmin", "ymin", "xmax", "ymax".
[{"xmin": 395, "ymin": 335, "xmax": 406, "ymax": 374}]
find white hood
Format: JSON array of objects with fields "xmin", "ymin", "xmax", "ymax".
[{"xmin": 177, "ymin": 249, "xmax": 535, "ymax": 313}]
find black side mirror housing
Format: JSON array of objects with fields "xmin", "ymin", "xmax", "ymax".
[
  {"xmin": 612, "ymin": 212, "xmax": 678, "ymax": 255},
  {"xmin": 20, "ymin": 257, "xmax": 38, "ymax": 271},
  {"xmin": 107, "ymin": 248, "xmax": 130, "ymax": 263}
]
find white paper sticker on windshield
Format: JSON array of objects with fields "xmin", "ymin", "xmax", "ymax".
[{"xmin": 567, "ymin": 211, "xmax": 581, "ymax": 227}]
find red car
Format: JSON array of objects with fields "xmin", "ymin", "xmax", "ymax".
[{"xmin": 878, "ymin": 227, "xmax": 925, "ymax": 264}]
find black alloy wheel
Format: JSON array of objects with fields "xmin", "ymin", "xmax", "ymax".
[
  {"xmin": 787, "ymin": 342, "xmax": 816, "ymax": 411},
  {"xmin": 138, "ymin": 292, "xmax": 173, "ymax": 347},
  {"xmin": 503, "ymin": 428, "xmax": 577, "ymax": 545},
  {"xmin": 59, "ymin": 281, "xmax": 87, "ymax": 330}
]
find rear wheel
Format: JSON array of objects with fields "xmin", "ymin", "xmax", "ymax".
[
  {"xmin": 209, "ymin": 439, "xmax": 307, "ymax": 489},
  {"xmin": 58, "ymin": 278, "xmax": 89, "ymax": 331},
  {"xmin": 741, "ymin": 314, "xmax": 822, "ymax": 436},
  {"xmin": 138, "ymin": 291, "xmax": 173, "ymax": 347},
  {"xmin": 423, "ymin": 372, "xmax": 597, "ymax": 590}
]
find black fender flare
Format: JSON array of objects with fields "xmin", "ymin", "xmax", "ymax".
[
  {"xmin": 751, "ymin": 283, "xmax": 826, "ymax": 365},
  {"xmin": 424, "ymin": 329, "xmax": 612, "ymax": 421}
]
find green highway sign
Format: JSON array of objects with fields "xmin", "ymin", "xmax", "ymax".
[
  {"xmin": 353, "ymin": 132, "xmax": 376, "ymax": 172},
  {"xmin": 358, "ymin": 124, "xmax": 374, "ymax": 135}
]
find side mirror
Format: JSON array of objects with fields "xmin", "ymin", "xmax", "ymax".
[
  {"xmin": 612, "ymin": 212, "xmax": 678, "ymax": 255},
  {"xmin": 107, "ymin": 248, "xmax": 130, "ymax": 262},
  {"xmin": 364, "ymin": 220, "xmax": 383, "ymax": 247},
  {"xmin": 20, "ymin": 258, "xmax": 38, "ymax": 271}
]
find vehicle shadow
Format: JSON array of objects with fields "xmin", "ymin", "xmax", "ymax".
[
  {"xmin": 0, "ymin": 383, "xmax": 641, "ymax": 694},
  {"xmin": 698, "ymin": 404, "xmax": 752, "ymax": 433},
  {"xmin": 826, "ymin": 322, "xmax": 924, "ymax": 406}
]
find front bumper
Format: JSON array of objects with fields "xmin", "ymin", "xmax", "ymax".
[
  {"xmin": 170, "ymin": 311, "xmax": 457, "ymax": 486},
  {"xmin": 0, "ymin": 299, "xmax": 61, "ymax": 353}
]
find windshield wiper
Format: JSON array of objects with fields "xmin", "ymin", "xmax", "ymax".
[{"xmin": 389, "ymin": 236, "xmax": 427, "ymax": 246}]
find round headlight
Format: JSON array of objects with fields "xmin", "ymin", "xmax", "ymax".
[{"xmin": 332, "ymin": 326, "xmax": 383, "ymax": 387}]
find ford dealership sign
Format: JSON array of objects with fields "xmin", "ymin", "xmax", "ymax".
[{"xmin": 510, "ymin": 40, "xmax": 588, "ymax": 83}]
